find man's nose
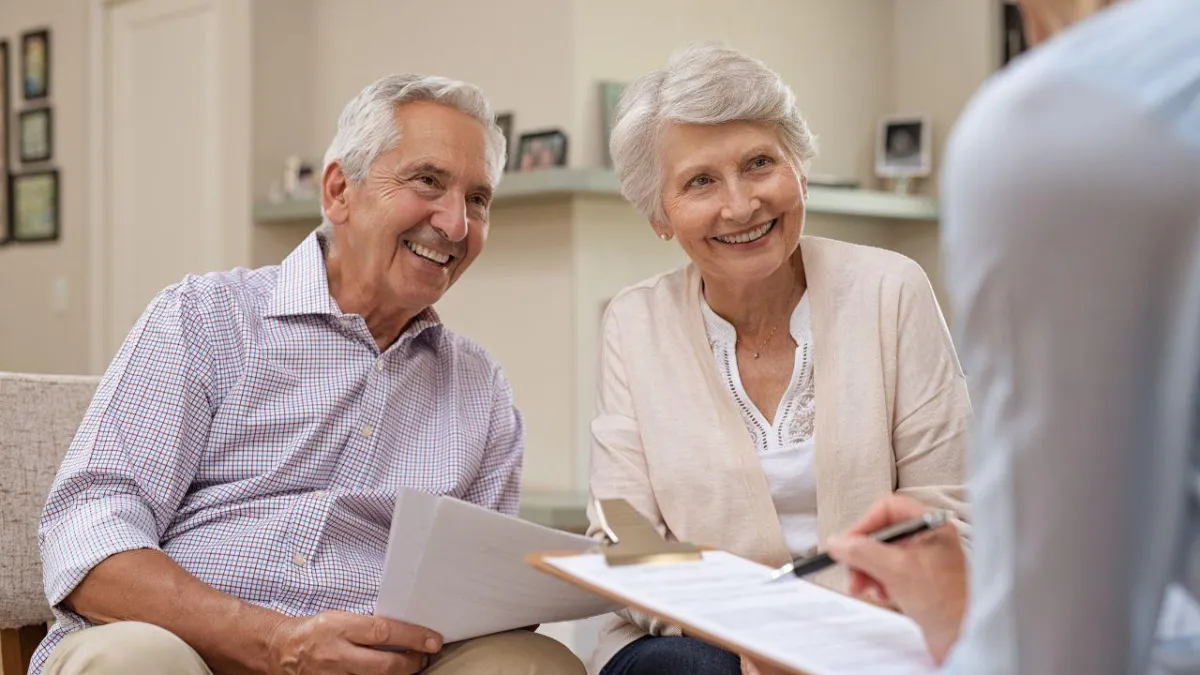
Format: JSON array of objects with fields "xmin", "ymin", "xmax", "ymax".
[{"xmin": 430, "ymin": 195, "xmax": 469, "ymax": 242}]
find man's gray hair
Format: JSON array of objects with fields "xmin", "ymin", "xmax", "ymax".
[
  {"xmin": 317, "ymin": 74, "xmax": 506, "ymax": 236},
  {"xmin": 609, "ymin": 43, "xmax": 818, "ymax": 223}
]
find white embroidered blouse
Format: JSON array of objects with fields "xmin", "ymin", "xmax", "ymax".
[{"xmin": 699, "ymin": 291, "xmax": 819, "ymax": 558}]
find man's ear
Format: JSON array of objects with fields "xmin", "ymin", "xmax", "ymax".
[{"xmin": 322, "ymin": 161, "xmax": 350, "ymax": 224}]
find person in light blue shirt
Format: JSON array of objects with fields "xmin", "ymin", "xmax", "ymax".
[{"xmin": 781, "ymin": 0, "xmax": 1200, "ymax": 673}]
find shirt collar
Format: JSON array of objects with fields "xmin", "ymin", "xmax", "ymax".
[
  {"xmin": 265, "ymin": 231, "xmax": 446, "ymax": 346},
  {"xmin": 699, "ymin": 286, "xmax": 811, "ymax": 347},
  {"xmin": 265, "ymin": 231, "xmax": 341, "ymax": 318}
]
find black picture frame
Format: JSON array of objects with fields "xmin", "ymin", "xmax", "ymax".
[
  {"xmin": 18, "ymin": 108, "xmax": 52, "ymax": 163},
  {"xmin": 1001, "ymin": 2, "xmax": 1028, "ymax": 67},
  {"xmin": 9, "ymin": 169, "xmax": 60, "ymax": 243},
  {"xmin": 0, "ymin": 40, "xmax": 11, "ymax": 246},
  {"xmin": 21, "ymin": 28, "xmax": 50, "ymax": 101},
  {"xmin": 515, "ymin": 129, "xmax": 568, "ymax": 172},
  {"xmin": 494, "ymin": 112, "xmax": 513, "ymax": 171}
]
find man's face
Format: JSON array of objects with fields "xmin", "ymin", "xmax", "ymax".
[{"xmin": 324, "ymin": 101, "xmax": 494, "ymax": 316}]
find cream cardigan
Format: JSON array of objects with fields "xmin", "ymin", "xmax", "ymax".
[{"xmin": 585, "ymin": 236, "xmax": 972, "ymax": 673}]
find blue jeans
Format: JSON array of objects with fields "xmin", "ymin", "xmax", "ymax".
[{"xmin": 600, "ymin": 635, "xmax": 741, "ymax": 675}]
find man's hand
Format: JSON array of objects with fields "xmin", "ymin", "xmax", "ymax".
[
  {"xmin": 824, "ymin": 495, "xmax": 967, "ymax": 664},
  {"xmin": 267, "ymin": 611, "xmax": 443, "ymax": 675}
]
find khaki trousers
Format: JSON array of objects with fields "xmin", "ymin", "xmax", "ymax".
[{"xmin": 43, "ymin": 621, "xmax": 585, "ymax": 675}]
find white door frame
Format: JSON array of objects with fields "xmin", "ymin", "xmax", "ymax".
[{"xmin": 86, "ymin": 0, "xmax": 252, "ymax": 374}]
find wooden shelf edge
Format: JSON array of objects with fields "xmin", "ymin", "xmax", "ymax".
[{"xmin": 253, "ymin": 168, "xmax": 938, "ymax": 224}]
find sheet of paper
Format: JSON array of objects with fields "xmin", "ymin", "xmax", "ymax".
[
  {"xmin": 545, "ymin": 551, "xmax": 937, "ymax": 675},
  {"xmin": 375, "ymin": 488, "xmax": 621, "ymax": 643}
]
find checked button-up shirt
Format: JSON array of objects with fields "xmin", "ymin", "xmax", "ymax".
[{"xmin": 31, "ymin": 231, "xmax": 524, "ymax": 675}]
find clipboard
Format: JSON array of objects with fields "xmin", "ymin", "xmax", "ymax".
[
  {"xmin": 527, "ymin": 499, "xmax": 936, "ymax": 675},
  {"xmin": 528, "ymin": 498, "xmax": 808, "ymax": 675}
]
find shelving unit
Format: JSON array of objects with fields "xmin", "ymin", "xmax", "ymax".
[{"xmin": 252, "ymin": 168, "xmax": 939, "ymax": 224}]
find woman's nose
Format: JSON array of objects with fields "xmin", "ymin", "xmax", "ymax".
[{"xmin": 720, "ymin": 180, "xmax": 761, "ymax": 224}]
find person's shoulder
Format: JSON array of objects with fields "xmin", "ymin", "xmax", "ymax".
[
  {"xmin": 604, "ymin": 264, "xmax": 692, "ymax": 321},
  {"xmin": 433, "ymin": 327, "xmax": 507, "ymax": 386},
  {"xmin": 802, "ymin": 236, "xmax": 927, "ymax": 288},
  {"xmin": 948, "ymin": 0, "xmax": 1200, "ymax": 172},
  {"xmin": 165, "ymin": 263, "xmax": 281, "ymax": 319}
]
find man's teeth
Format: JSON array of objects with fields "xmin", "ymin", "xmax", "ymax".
[
  {"xmin": 406, "ymin": 241, "xmax": 451, "ymax": 264},
  {"xmin": 715, "ymin": 219, "xmax": 775, "ymax": 244}
]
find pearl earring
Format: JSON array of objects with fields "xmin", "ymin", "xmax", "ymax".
[{"xmin": 658, "ymin": 232, "xmax": 671, "ymax": 242}]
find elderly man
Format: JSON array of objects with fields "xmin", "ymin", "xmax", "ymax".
[{"xmin": 30, "ymin": 74, "xmax": 585, "ymax": 675}]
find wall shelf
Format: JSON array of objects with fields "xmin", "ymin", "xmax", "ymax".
[{"xmin": 253, "ymin": 168, "xmax": 939, "ymax": 223}]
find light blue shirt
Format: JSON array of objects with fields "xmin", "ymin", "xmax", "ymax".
[{"xmin": 939, "ymin": 0, "xmax": 1200, "ymax": 672}]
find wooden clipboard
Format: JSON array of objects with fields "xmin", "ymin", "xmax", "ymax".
[{"xmin": 526, "ymin": 498, "xmax": 811, "ymax": 675}]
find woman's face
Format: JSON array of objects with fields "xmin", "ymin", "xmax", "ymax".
[{"xmin": 656, "ymin": 121, "xmax": 806, "ymax": 285}]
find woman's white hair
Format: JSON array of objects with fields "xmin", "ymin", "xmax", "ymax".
[
  {"xmin": 609, "ymin": 43, "xmax": 818, "ymax": 222},
  {"xmin": 317, "ymin": 74, "xmax": 506, "ymax": 235}
]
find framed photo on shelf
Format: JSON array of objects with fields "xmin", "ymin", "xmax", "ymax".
[
  {"xmin": 875, "ymin": 114, "xmax": 932, "ymax": 179},
  {"xmin": 495, "ymin": 112, "xmax": 513, "ymax": 171},
  {"xmin": 0, "ymin": 40, "xmax": 10, "ymax": 245},
  {"xmin": 516, "ymin": 130, "xmax": 568, "ymax": 171},
  {"xmin": 9, "ymin": 169, "xmax": 60, "ymax": 243},
  {"xmin": 21, "ymin": 28, "xmax": 50, "ymax": 101},
  {"xmin": 18, "ymin": 108, "xmax": 52, "ymax": 163}
]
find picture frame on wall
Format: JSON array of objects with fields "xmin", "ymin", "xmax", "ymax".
[
  {"xmin": 18, "ymin": 108, "xmax": 52, "ymax": 163},
  {"xmin": 21, "ymin": 28, "xmax": 50, "ymax": 101},
  {"xmin": 0, "ymin": 40, "xmax": 10, "ymax": 245},
  {"xmin": 516, "ymin": 130, "xmax": 568, "ymax": 171},
  {"xmin": 10, "ymin": 169, "xmax": 60, "ymax": 243}
]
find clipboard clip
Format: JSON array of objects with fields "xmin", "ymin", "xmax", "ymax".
[{"xmin": 592, "ymin": 498, "xmax": 703, "ymax": 567}]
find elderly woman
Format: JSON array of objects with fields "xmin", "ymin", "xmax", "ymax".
[{"xmin": 587, "ymin": 43, "xmax": 972, "ymax": 675}]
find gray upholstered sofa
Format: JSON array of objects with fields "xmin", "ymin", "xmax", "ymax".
[{"xmin": 0, "ymin": 372, "xmax": 99, "ymax": 674}]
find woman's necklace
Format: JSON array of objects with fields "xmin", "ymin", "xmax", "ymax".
[{"xmin": 737, "ymin": 278, "xmax": 798, "ymax": 359}]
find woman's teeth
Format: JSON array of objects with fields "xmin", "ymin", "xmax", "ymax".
[
  {"xmin": 715, "ymin": 219, "xmax": 776, "ymax": 244},
  {"xmin": 406, "ymin": 241, "xmax": 451, "ymax": 264}
]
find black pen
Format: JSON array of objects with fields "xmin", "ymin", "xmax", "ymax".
[{"xmin": 766, "ymin": 509, "xmax": 951, "ymax": 582}]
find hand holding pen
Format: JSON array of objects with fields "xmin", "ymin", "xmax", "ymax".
[{"xmin": 820, "ymin": 495, "xmax": 968, "ymax": 665}]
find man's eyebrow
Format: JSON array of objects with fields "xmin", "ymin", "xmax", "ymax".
[
  {"xmin": 405, "ymin": 161, "xmax": 452, "ymax": 179},
  {"xmin": 472, "ymin": 182, "xmax": 495, "ymax": 201},
  {"xmin": 404, "ymin": 161, "xmax": 491, "ymax": 197}
]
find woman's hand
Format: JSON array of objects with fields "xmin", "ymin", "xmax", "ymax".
[{"xmin": 824, "ymin": 494, "xmax": 967, "ymax": 664}]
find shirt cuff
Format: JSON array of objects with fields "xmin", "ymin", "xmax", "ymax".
[{"xmin": 40, "ymin": 493, "xmax": 162, "ymax": 607}]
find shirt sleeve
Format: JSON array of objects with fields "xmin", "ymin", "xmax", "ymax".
[
  {"xmin": 462, "ymin": 364, "xmax": 524, "ymax": 517},
  {"xmin": 939, "ymin": 71, "xmax": 1200, "ymax": 674},
  {"xmin": 889, "ymin": 257, "xmax": 973, "ymax": 538},
  {"xmin": 38, "ymin": 283, "xmax": 214, "ymax": 607},
  {"xmin": 587, "ymin": 302, "xmax": 683, "ymax": 638}
]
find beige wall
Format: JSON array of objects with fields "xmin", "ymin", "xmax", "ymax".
[
  {"xmin": 308, "ymin": 0, "xmax": 575, "ymax": 173},
  {"xmin": 893, "ymin": 0, "xmax": 998, "ymax": 196},
  {"xmin": 0, "ymin": 0, "xmax": 89, "ymax": 376},
  {"xmin": 573, "ymin": 0, "xmax": 897, "ymax": 180}
]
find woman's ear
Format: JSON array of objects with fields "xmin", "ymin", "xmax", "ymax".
[
  {"xmin": 800, "ymin": 173, "xmax": 808, "ymax": 200},
  {"xmin": 650, "ymin": 220, "xmax": 674, "ymax": 242}
]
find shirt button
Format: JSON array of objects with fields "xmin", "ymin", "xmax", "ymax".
[
  {"xmin": 340, "ymin": 316, "xmax": 353, "ymax": 328},
  {"xmin": 292, "ymin": 553, "xmax": 308, "ymax": 568},
  {"xmin": 361, "ymin": 424, "xmax": 374, "ymax": 438},
  {"xmin": 375, "ymin": 358, "xmax": 384, "ymax": 372}
]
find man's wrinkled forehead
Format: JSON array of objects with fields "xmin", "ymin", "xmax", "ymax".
[{"xmin": 387, "ymin": 101, "xmax": 494, "ymax": 191}]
